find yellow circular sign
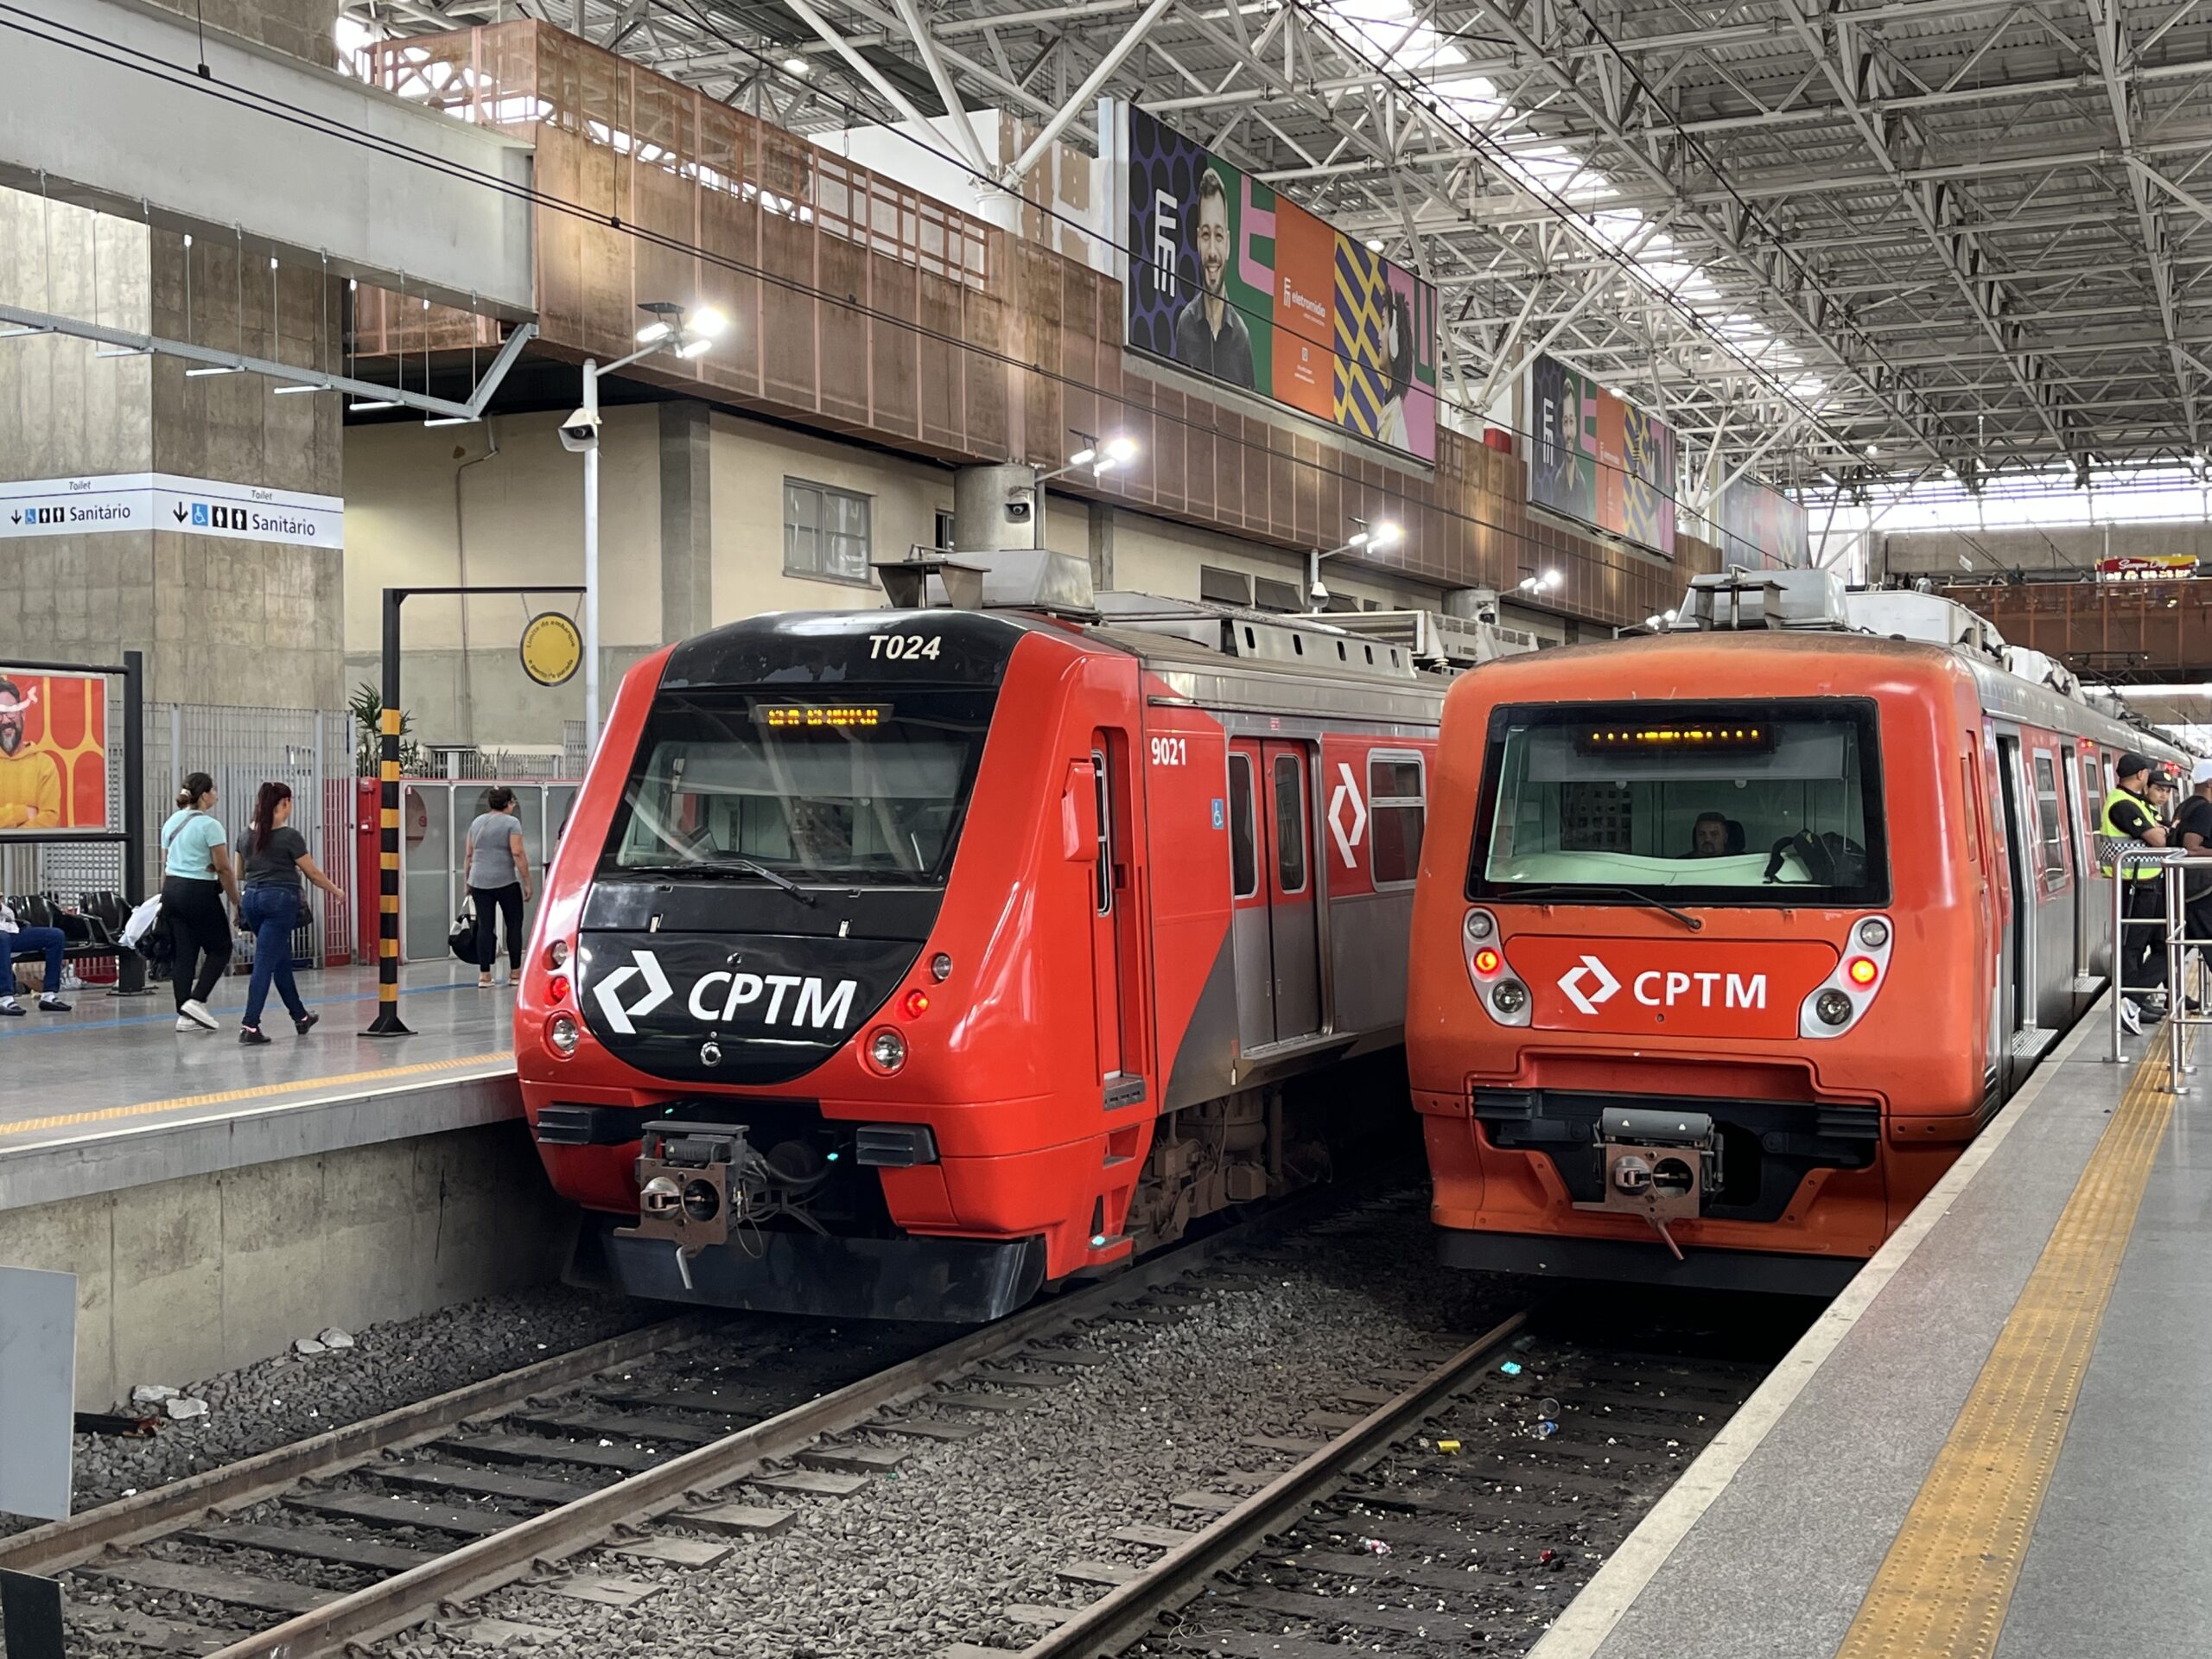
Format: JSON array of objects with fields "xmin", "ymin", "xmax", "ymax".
[{"xmin": 519, "ymin": 612, "xmax": 583, "ymax": 688}]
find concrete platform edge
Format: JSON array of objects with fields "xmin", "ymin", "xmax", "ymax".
[
  {"xmin": 1523, "ymin": 1001, "xmax": 2110, "ymax": 1659},
  {"xmin": 0, "ymin": 1065, "xmax": 521, "ymax": 1211}
]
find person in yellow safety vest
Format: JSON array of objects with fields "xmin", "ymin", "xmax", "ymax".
[
  {"xmin": 0, "ymin": 681, "xmax": 61, "ymax": 830},
  {"xmin": 2104, "ymin": 750, "xmax": 2168, "ymax": 1035}
]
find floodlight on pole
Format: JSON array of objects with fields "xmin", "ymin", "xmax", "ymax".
[
  {"xmin": 1308, "ymin": 518, "xmax": 1405, "ymax": 604},
  {"xmin": 1037, "ymin": 433, "xmax": 1141, "ymax": 485}
]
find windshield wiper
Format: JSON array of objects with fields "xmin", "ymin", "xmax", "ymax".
[
  {"xmin": 620, "ymin": 859, "xmax": 818, "ymax": 906},
  {"xmin": 1503, "ymin": 883, "xmax": 1704, "ymax": 931}
]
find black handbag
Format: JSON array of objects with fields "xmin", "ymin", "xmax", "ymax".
[{"xmin": 447, "ymin": 897, "xmax": 478, "ymax": 963}]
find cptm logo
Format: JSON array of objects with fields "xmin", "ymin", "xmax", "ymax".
[
  {"xmin": 592, "ymin": 949, "xmax": 860, "ymax": 1035},
  {"xmin": 1555, "ymin": 954, "xmax": 1769, "ymax": 1016}
]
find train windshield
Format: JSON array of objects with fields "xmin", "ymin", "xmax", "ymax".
[
  {"xmin": 600, "ymin": 688, "xmax": 994, "ymax": 885},
  {"xmin": 1471, "ymin": 697, "xmax": 1888, "ymax": 905}
]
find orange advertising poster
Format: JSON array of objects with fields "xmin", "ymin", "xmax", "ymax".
[
  {"xmin": 0, "ymin": 671, "xmax": 108, "ymax": 831},
  {"xmin": 1594, "ymin": 390, "xmax": 1629, "ymax": 538},
  {"xmin": 1270, "ymin": 200, "xmax": 1337, "ymax": 422}
]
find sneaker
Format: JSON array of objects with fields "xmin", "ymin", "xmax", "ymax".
[
  {"xmin": 238, "ymin": 1025, "xmax": 271, "ymax": 1046},
  {"xmin": 176, "ymin": 1015, "xmax": 198, "ymax": 1033},
  {"xmin": 0, "ymin": 1000, "xmax": 23, "ymax": 1018},
  {"xmin": 294, "ymin": 1011, "xmax": 321, "ymax": 1037},
  {"xmin": 35, "ymin": 995, "xmax": 69, "ymax": 1013},
  {"xmin": 181, "ymin": 999, "xmax": 219, "ymax": 1031},
  {"xmin": 2120, "ymin": 998, "xmax": 2145, "ymax": 1035}
]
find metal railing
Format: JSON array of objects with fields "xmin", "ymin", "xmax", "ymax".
[{"xmin": 2107, "ymin": 843, "xmax": 2212, "ymax": 1084}]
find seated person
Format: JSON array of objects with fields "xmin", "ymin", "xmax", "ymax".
[
  {"xmin": 0, "ymin": 900, "xmax": 71, "ymax": 1014},
  {"xmin": 1688, "ymin": 811, "xmax": 1731, "ymax": 858}
]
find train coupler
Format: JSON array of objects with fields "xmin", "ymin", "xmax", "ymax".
[
  {"xmin": 616, "ymin": 1121, "xmax": 752, "ymax": 1290},
  {"xmin": 1573, "ymin": 1107, "xmax": 1719, "ymax": 1259}
]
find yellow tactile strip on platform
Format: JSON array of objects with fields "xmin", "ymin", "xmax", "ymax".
[
  {"xmin": 1834, "ymin": 1036, "xmax": 2184, "ymax": 1659},
  {"xmin": 0, "ymin": 1053, "xmax": 512, "ymax": 1141}
]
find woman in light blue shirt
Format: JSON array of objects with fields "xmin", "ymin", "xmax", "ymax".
[{"xmin": 161, "ymin": 771, "xmax": 243, "ymax": 1031}]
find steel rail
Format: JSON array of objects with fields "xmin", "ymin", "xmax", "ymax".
[
  {"xmin": 202, "ymin": 1193, "xmax": 1357, "ymax": 1659},
  {"xmin": 0, "ymin": 1316, "xmax": 713, "ymax": 1576},
  {"xmin": 1012, "ymin": 1306, "xmax": 1536, "ymax": 1659}
]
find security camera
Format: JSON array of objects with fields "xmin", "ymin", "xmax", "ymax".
[{"xmin": 558, "ymin": 408, "xmax": 602, "ymax": 454}]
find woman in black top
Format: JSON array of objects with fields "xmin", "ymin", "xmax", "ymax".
[{"xmin": 235, "ymin": 781, "xmax": 347, "ymax": 1046}]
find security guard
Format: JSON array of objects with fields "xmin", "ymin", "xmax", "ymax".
[{"xmin": 2103, "ymin": 750, "xmax": 2169, "ymax": 1033}]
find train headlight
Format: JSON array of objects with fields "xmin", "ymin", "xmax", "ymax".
[
  {"xmin": 1492, "ymin": 980, "xmax": 1529, "ymax": 1015},
  {"xmin": 930, "ymin": 952, "xmax": 953, "ymax": 982},
  {"xmin": 547, "ymin": 1014, "xmax": 580, "ymax": 1056},
  {"xmin": 1815, "ymin": 989, "xmax": 1853, "ymax": 1027},
  {"xmin": 1847, "ymin": 957, "xmax": 1879, "ymax": 988},
  {"xmin": 868, "ymin": 1027, "xmax": 907, "ymax": 1072},
  {"xmin": 1464, "ymin": 909, "xmax": 1495, "ymax": 943},
  {"xmin": 546, "ymin": 939, "xmax": 569, "ymax": 970},
  {"xmin": 1471, "ymin": 947, "xmax": 1502, "ymax": 977},
  {"xmin": 1857, "ymin": 918, "xmax": 1889, "ymax": 950}
]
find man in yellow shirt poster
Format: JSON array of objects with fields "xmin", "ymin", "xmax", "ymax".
[{"xmin": 0, "ymin": 676, "xmax": 105, "ymax": 831}]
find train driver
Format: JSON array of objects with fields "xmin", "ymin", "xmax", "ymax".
[
  {"xmin": 1688, "ymin": 812, "xmax": 1731, "ymax": 857},
  {"xmin": 2104, "ymin": 751, "xmax": 2169, "ymax": 1033}
]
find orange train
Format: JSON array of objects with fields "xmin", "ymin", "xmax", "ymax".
[
  {"xmin": 1406, "ymin": 573, "xmax": 2187, "ymax": 1294},
  {"xmin": 514, "ymin": 595, "xmax": 1444, "ymax": 1321}
]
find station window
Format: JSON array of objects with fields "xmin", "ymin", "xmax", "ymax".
[
  {"xmin": 1199, "ymin": 566, "xmax": 1253, "ymax": 607},
  {"xmin": 1253, "ymin": 576, "xmax": 1300, "ymax": 613},
  {"xmin": 1228, "ymin": 754, "xmax": 1257, "ymax": 899},
  {"xmin": 1369, "ymin": 751, "xmax": 1427, "ymax": 887},
  {"xmin": 784, "ymin": 480, "xmax": 873, "ymax": 583},
  {"xmin": 2033, "ymin": 754, "xmax": 2066, "ymax": 881}
]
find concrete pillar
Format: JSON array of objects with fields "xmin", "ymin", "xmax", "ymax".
[
  {"xmin": 659, "ymin": 401, "xmax": 713, "ymax": 640},
  {"xmin": 1088, "ymin": 499, "xmax": 1116, "ymax": 591},
  {"xmin": 0, "ymin": 190, "xmax": 345, "ymax": 710}
]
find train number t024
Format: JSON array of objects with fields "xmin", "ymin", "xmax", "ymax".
[{"xmin": 868, "ymin": 632, "xmax": 943, "ymax": 660}]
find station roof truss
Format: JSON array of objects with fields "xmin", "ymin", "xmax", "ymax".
[{"xmin": 346, "ymin": 0, "xmax": 2212, "ymax": 489}]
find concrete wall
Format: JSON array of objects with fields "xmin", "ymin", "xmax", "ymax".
[
  {"xmin": 0, "ymin": 190, "xmax": 345, "ymax": 709},
  {"xmin": 344, "ymin": 405, "xmax": 665, "ymax": 747},
  {"xmin": 1881, "ymin": 522, "xmax": 2212, "ymax": 579},
  {"xmin": 0, "ymin": 1121, "xmax": 569, "ymax": 1409},
  {"xmin": 346, "ymin": 399, "xmax": 1449, "ymax": 749}
]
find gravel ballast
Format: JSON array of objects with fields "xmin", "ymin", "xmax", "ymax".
[
  {"xmin": 401, "ymin": 1193, "xmax": 1516, "ymax": 1659},
  {"xmin": 39, "ymin": 1285, "xmax": 665, "ymax": 1524}
]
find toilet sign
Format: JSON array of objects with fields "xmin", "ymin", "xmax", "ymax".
[{"xmin": 0, "ymin": 474, "xmax": 343, "ymax": 547}]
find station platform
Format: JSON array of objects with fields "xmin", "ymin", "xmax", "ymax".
[
  {"xmin": 1531, "ymin": 1002, "xmax": 2205, "ymax": 1659},
  {"xmin": 0, "ymin": 961, "xmax": 519, "ymax": 1212},
  {"xmin": 0, "ymin": 961, "xmax": 558, "ymax": 1407}
]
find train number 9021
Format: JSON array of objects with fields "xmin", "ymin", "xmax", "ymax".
[
  {"xmin": 868, "ymin": 633, "xmax": 943, "ymax": 660},
  {"xmin": 1149, "ymin": 736, "xmax": 1188, "ymax": 767}
]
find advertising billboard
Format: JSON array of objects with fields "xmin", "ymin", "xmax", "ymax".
[
  {"xmin": 0, "ymin": 671, "xmax": 107, "ymax": 832},
  {"xmin": 1716, "ymin": 476, "xmax": 1810, "ymax": 569},
  {"xmin": 1527, "ymin": 353, "xmax": 1678, "ymax": 556},
  {"xmin": 1124, "ymin": 105, "xmax": 1440, "ymax": 463}
]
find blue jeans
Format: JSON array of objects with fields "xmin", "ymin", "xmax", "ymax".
[
  {"xmin": 242, "ymin": 887, "xmax": 307, "ymax": 1028},
  {"xmin": 5, "ymin": 925, "xmax": 65, "ymax": 995}
]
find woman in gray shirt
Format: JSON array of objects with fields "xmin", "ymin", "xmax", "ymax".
[
  {"xmin": 235, "ymin": 780, "xmax": 346, "ymax": 1046},
  {"xmin": 464, "ymin": 787, "xmax": 533, "ymax": 987}
]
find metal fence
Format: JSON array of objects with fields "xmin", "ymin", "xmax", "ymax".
[{"xmin": 17, "ymin": 703, "xmax": 359, "ymax": 972}]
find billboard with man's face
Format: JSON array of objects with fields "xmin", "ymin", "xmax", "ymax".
[
  {"xmin": 0, "ymin": 672, "xmax": 108, "ymax": 831},
  {"xmin": 1123, "ymin": 105, "xmax": 1439, "ymax": 463}
]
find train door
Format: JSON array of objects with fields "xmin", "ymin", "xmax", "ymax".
[
  {"xmin": 1995, "ymin": 733, "xmax": 2036, "ymax": 1065},
  {"xmin": 1226, "ymin": 745, "xmax": 1274, "ymax": 1052},
  {"xmin": 1087, "ymin": 733, "xmax": 1146, "ymax": 1107},
  {"xmin": 2063, "ymin": 747, "xmax": 2092, "ymax": 990},
  {"xmin": 1262, "ymin": 742, "xmax": 1322, "ymax": 1041}
]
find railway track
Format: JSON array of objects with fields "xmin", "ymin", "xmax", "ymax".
[
  {"xmin": 22, "ymin": 1188, "xmax": 1403, "ymax": 1657},
  {"xmin": 28, "ymin": 1195, "xmax": 1793, "ymax": 1659},
  {"xmin": 1013, "ymin": 1305, "xmax": 1777, "ymax": 1659}
]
